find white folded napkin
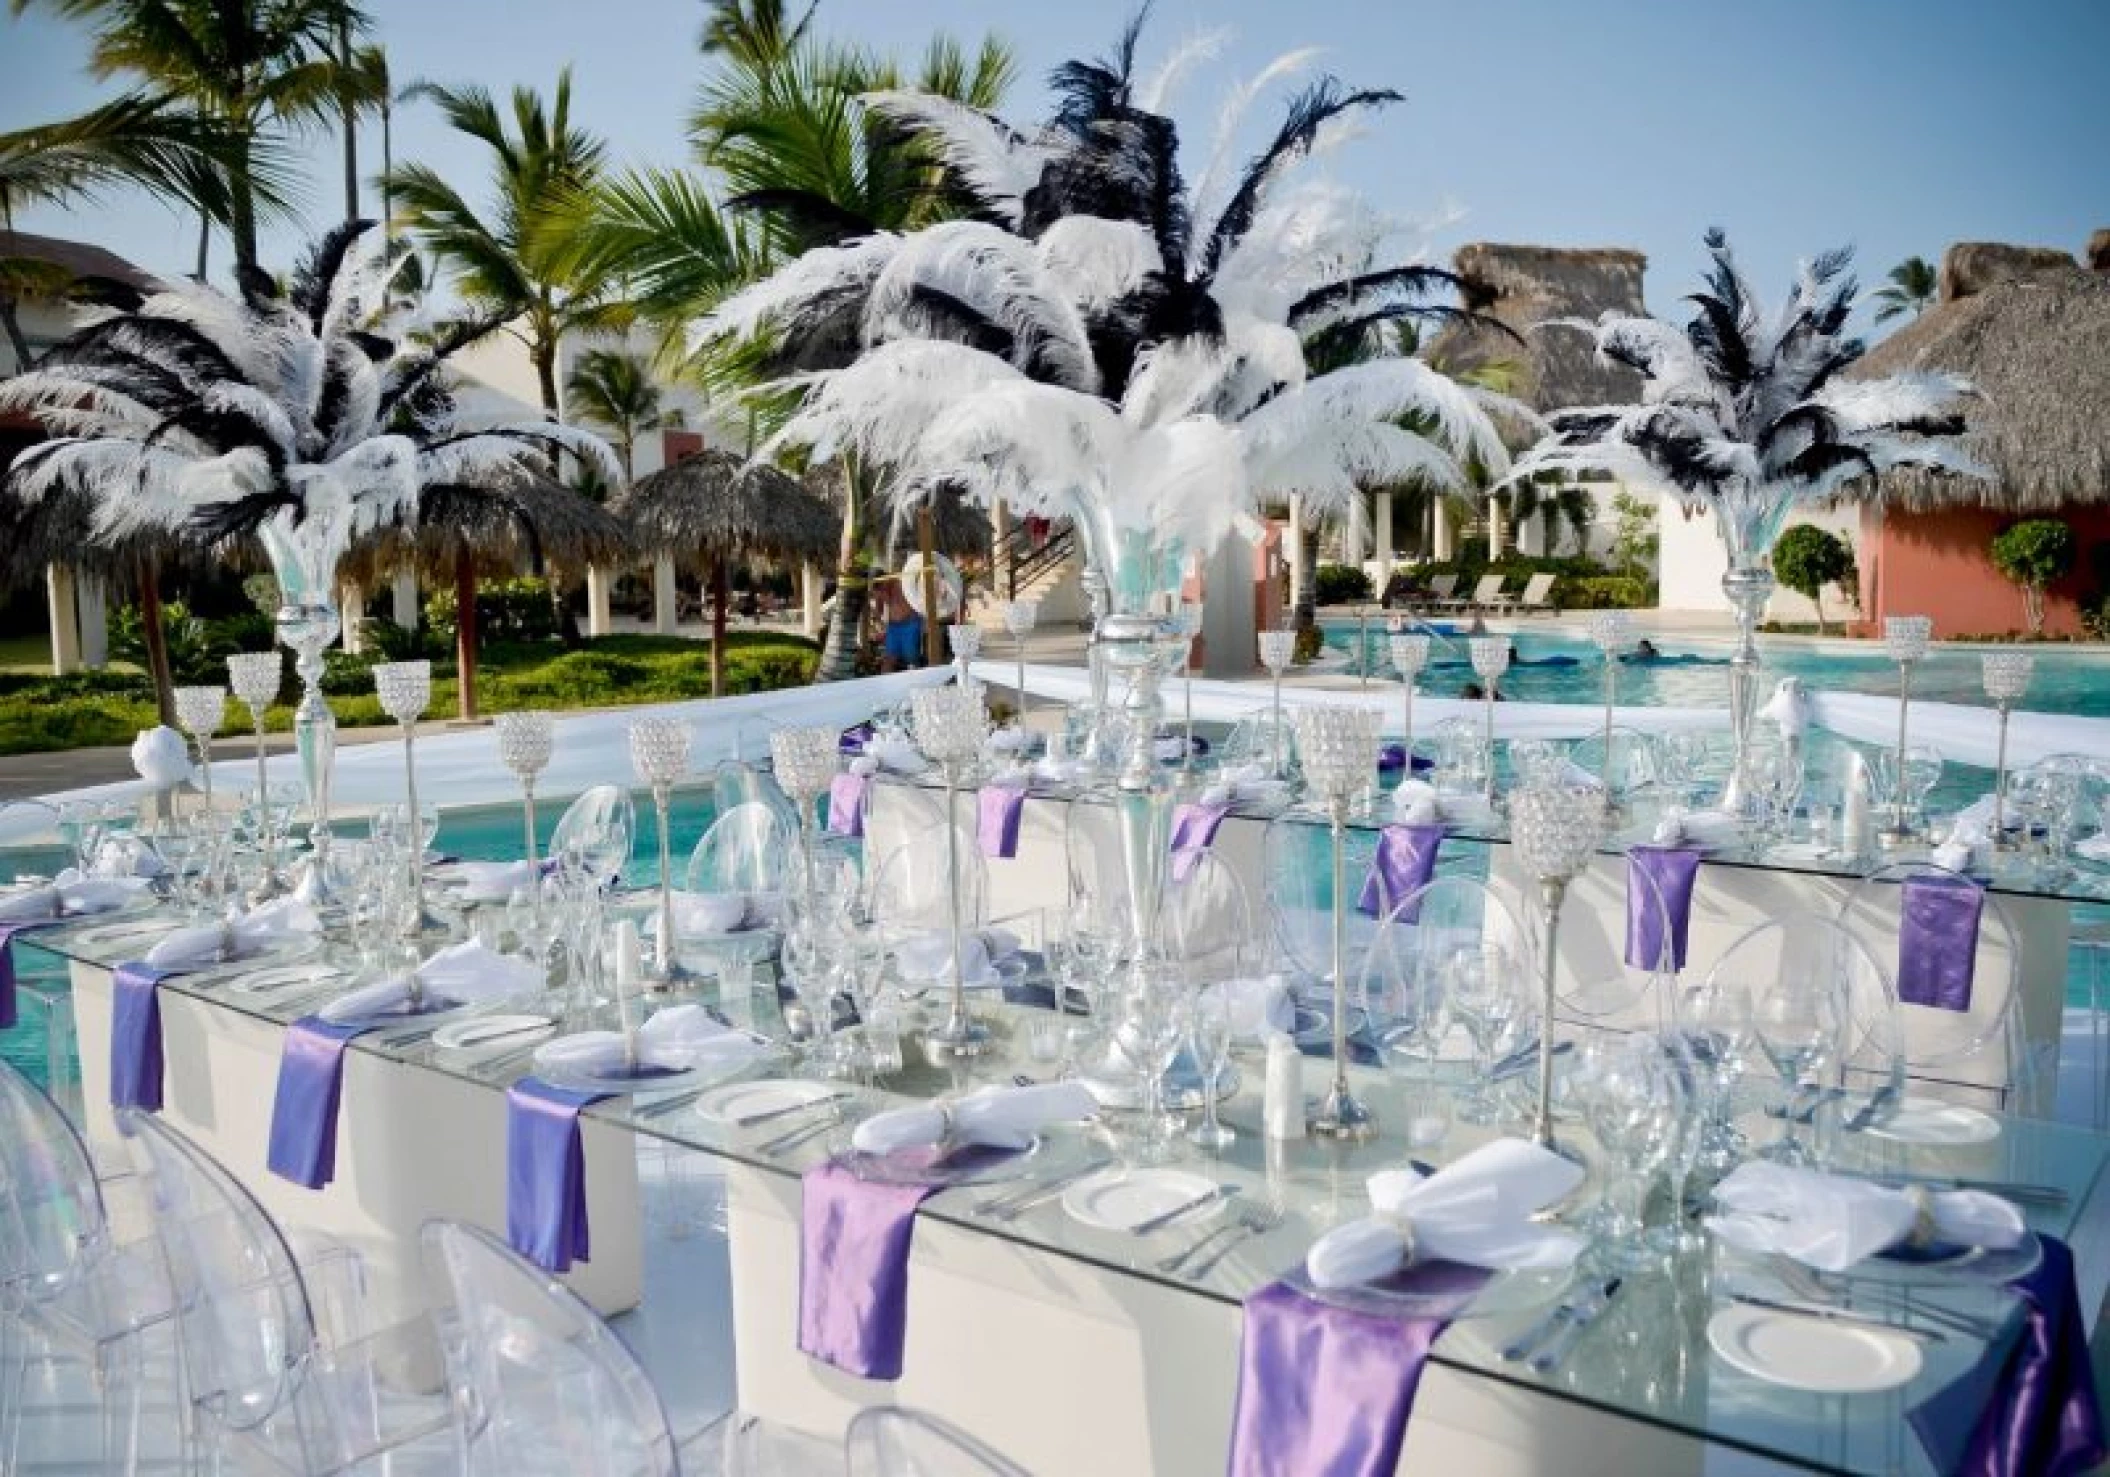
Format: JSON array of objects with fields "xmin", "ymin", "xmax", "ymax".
[
  {"xmin": 1033, "ymin": 755, "xmax": 1083, "ymax": 784},
  {"xmin": 90, "ymin": 838, "xmax": 165, "ymax": 878},
  {"xmin": 454, "ymin": 859, "xmax": 541, "ymax": 902},
  {"xmin": 867, "ymin": 736, "xmax": 929, "ymax": 775},
  {"xmin": 145, "ymin": 896, "xmax": 319, "ymax": 970},
  {"xmin": 895, "ymin": 926, "xmax": 1020, "ymax": 986},
  {"xmin": 846, "ymin": 754, "xmax": 880, "ymax": 779},
  {"xmin": 1759, "ymin": 677, "xmax": 1810, "ymax": 738},
  {"xmin": 1705, "ymin": 1161, "xmax": 2025, "ymax": 1273},
  {"xmin": 1652, "ymin": 806, "xmax": 1739, "ymax": 848},
  {"xmin": 1304, "ymin": 1138, "xmax": 1588, "ymax": 1290},
  {"xmin": 1200, "ymin": 763, "xmax": 1291, "ymax": 809},
  {"xmin": 0, "ymin": 871, "xmax": 147, "ymax": 923},
  {"xmin": 1932, "ymin": 816, "xmax": 1987, "ymax": 875},
  {"xmin": 851, "ymin": 1080, "xmax": 1096, "ymax": 1156},
  {"xmin": 1392, "ymin": 779, "xmax": 1442, "ymax": 826},
  {"xmin": 1202, "ymin": 975, "xmax": 1295, "ymax": 1039},
  {"xmin": 319, "ymin": 940, "xmax": 544, "ymax": 1022},
  {"xmin": 987, "ymin": 727, "xmax": 1033, "ymax": 754},
  {"xmin": 535, "ymin": 1003, "xmax": 767, "ymax": 1077}
]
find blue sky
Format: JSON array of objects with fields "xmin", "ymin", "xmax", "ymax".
[{"xmin": 6, "ymin": 0, "xmax": 2105, "ymax": 318}]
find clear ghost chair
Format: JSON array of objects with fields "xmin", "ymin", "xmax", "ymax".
[
  {"xmin": 1161, "ymin": 850, "xmax": 1260, "ymax": 984},
  {"xmin": 1703, "ymin": 914, "xmax": 1902, "ymax": 1111},
  {"xmin": 1061, "ymin": 797, "xmax": 1135, "ymax": 944},
  {"xmin": 713, "ymin": 758, "xmax": 799, "ymax": 835},
  {"xmin": 1540, "ymin": 849, "xmax": 1680, "ymax": 1033},
  {"xmin": 1569, "ymin": 726, "xmax": 1663, "ymax": 802},
  {"xmin": 1358, "ymin": 876, "xmax": 1534, "ymax": 1066},
  {"xmin": 867, "ymin": 832, "xmax": 987, "ymax": 944},
  {"xmin": 0, "ymin": 1060, "xmax": 178, "ymax": 1474},
  {"xmin": 1836, "ymin": 862, "xmax": 2032, "ymax": 1114},
  {"xmin": 548, "ymin": 783, "xmax": 637, "ymax": 882},
  {"xmin": 119, "ymin": 1110, "xmax": 461, "ymax": 1474},
  {"xmin": 844, "ymin": 1406, "xmax": 1028, "ymax": 1477},
  {"xmin": 1263, "ymin": 812, "xmax": 1385, "ymax": 986},
  {"xmin": 684, "ymin": 800, "xmax": 790, "ymax": 897}
]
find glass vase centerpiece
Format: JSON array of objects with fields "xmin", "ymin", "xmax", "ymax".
[
  {"xmin": 1290, "ymin": 704, "xmax": 1385, "ymax": 1140},
  {"xmin": 1389, "ymin": 632, "xmax": 1431, "ymax": 767},
  {"xmin": 172, "ymin": 685, "xmax": 227, "ymax": 818},
  {"xmin": 1983, "ymin": 652, "xmax": 2034, "ymax": 849},
  {"xmin": 1257, "ymin": 627, "xmax": 1297, "ymax": 780},
  {"xmin": 1878, "ymin": 615, "xmax": 1934, "ymax": 846},
  {"xmin": 1003, "ymin": 598, "xmax": 1039, "ymax": 721},
  {"xmin": 1587, "ymin": 612, "xmax": 1634, "ymax": 804},
  {"xmin": 257, "ymin": 515, "xmax": 347, "ymax": 906},
  {"xmin": 495, "ymin": 711, "xmax": 556, "ymax": 863},
  {"xmin": 629, "ymin": 716, "xmax": 700, "ymax": 992},
  {"xmin": 912, "ymin": 684, "xmax": 992, "ymax": 1061},
  {"xmin": 769, "ymin": 725, "xmax": 842, "ymax": 896},
  {"xmin": 373, "ymin": 661, "xmax": 446, "ymax": 939},
  {"xmin": 225, "ymin": 651, "xmax": 286, "ymax": 902},
  {"xmin": 1084, "ymin": 526, "xmax": 1193, "ymax": 793},
  {"xmin": 1511, "ymin": 783, "xmax": 1609, "ymax": 1150},
  {"xmin": 1468, "ymin": 635, "xmax": 1512, "ymax": 805}
]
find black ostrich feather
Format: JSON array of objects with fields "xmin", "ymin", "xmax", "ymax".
[
  {"xmin": 290, "ymin": 219, "xmax": 377, "ymax": 336},
  {"xmin": 1198, "ymin": 79, "xmax": 1401, "ymax": 275},
  {"xmin": 375, "ymin": 312, "xmax": 509, "ymax": 424},
  {"xmin": 45, "ymin": 316, "xmax": 248, "ymax": 399},
  {"xmin": 188, "ymin": 489, "xmax": 305, "ymax": 542},
  {"xmin": 142, "ymin": 399, "xmax": 286, "ymax": 466}
]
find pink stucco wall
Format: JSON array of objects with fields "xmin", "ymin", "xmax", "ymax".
[{"xmin": 1857, "ymin": 505, "xmax": 2108, "ymax": 638}]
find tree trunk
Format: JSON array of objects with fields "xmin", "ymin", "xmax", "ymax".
[
  {"xmin": 338, "ymin": 20, "xmax": 359, "ymax": 221},
  {"xmin": 533, "ymin": 341, "xmax": 561, "ymax": 422},
  {"xmin": 1292, "ymin": 511, "xmax": 1318, "ymax": 659},
  {"xmin": 709, "ymin": 555, "xmax": 728, "ymax": 698},
  {"xmin": 815, "ymin": 456, "xmax": 870, "ymax": 683},
  {"xmin": 195, "ymin": 212, "xmax": 210, "ymax": 283},
  {"xmin": 455, "ymin": 545, "xmax": 480, "ymax": 721},
  {"xmin": 230, "ymin": 132, "xmax": 260, "ymax": 281},
  {"xmin": 0, "ymin": 295, "xmax": 30, "ymax": 369},
  {"xmin": 138, "ymin": 566, "xmax": 176, "ymax": 727},
  {"xmin": 918, "ymin": 504, "xmax": 941, "ymax": 668}
]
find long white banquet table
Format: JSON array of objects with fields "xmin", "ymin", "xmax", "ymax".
[{"xmin": 36, "ymin": 907, "xmax": 2110, "ymax": 1477}]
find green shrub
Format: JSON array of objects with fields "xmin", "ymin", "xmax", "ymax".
[
  {"xmin": 425, "ymin": 576, "xmax": 563, "ymax": 646},
  {"xmin": 1314, "ymin": 562, "xmax": 1374, "ymax": 606},
  {"xmin": 109, "ymin": 600, "xmax": 217, "ymax": 683},
  {"xmin": 1990, "ymin": 519, "xmax": 2075, "ymax": 635},
  {"xmin": 1772, "ymin": 525, "xmax": 1857, "ymax": 634},
  {"xmin": 1556, "ymin": 575, "xmax": 1654, "ymax": 610}
]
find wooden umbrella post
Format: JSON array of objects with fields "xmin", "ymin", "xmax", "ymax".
[
  {"xmin": 454, "ymin": 545, "xmax": 479, "ymax": 723},
  {"xmin": 918, "ymin": 504, "xmax": 941, "ymax": 669},
  {"xmin": 710, "ymin": 554, "xmax": 728, "ymax": 698}
]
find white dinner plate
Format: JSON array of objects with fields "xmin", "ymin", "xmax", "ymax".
[
  {"xmin": 1063, "ymin": 1168, "xmax": 1224, "ymax": 1234},
  {"xmin": 432, "ymin": 1014, "xmax": 555, "ymax": 1053},
  {"xmin": 1862, "ymin": 1098, "xmax": 2001, "ymax": 1147},
  {"xmin": 1707, "ymin": 1305, "xmax": 1923, "ymax": 1393},
  {"xmin": 693, "ymin": 1078, "xmax": 839, "ymax": 1127}
]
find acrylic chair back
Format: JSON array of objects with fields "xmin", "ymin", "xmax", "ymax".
[
  {"xmin": 1701, "ymin": 913, "xmax": 1901, "ymax": 1100},
  {"xmin": 867, "ymin": 831, "xmax": 986, "ymax": 944},
  {"xmin": 844, "ymin": 1405, "xmax": 1028, "ymax": 1477},
  {"xmin": 684, "ymin": 800, "xmax": 789, "ymax": 897},
  {"xmin": 1263, "ymin": 813, "xmax": 1386, "ymax": 985},
  {"xmin": 1358, "ymin": 876, "xmax": 1534, "ymax": 1060},
  {"xmin": 1161, "ymin": 851, "xmax": 1260, "ymax": 985},
  {"xmin": 1836, "ymin": 862, "xmax": 2030, "ymax": 1113},
  {"xmin": 423, "ymin": 1219, "xmax": 677, "ymax": 1477},
  {"xmin": 547, "ymin": 784, "xmax": 636, "ymax": 882},
  {"xmin": 0, "ymin": 1057, "xmax": 110, "ymax": 1308}
]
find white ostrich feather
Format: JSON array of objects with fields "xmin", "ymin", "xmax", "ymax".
[
  {"xmin": 1187, "ymin": 46, "xmax": 1326, "ymax": 271},
  {"xmin": 691, "ymin": 234, "xmax": 901, "ymax": 351},
  {"xmin": 198, "ymin": 384, "xmax": 299, "ymax": 455},
  {"xmin": 1121, "ymin": 334, "xmax": 1242, "ymax": 427},
  {"xmin": 326, "ymin": 355, "xmax": 383, "ymax": 458},
  {"xmin": 1033, "ymin": 216, "xmax": 1162, "ymax": 309},
  {"xmin": 764, "ymin": 340, "xmax": 1029, "ymax": 470},
  {"xmin": 135, "ymin": 279, "xmax": 280, "ymax": 391},
  {"xmin": 0, "ymin": 372, "xmax": 166, "ymax": 438},
  {"xmin": 1107, "ymin": 415, "xmax": 1250, "ymax": 543},
  {"xmin": 861, "ymin": 221, "xmax": 1099, "ymax": 392},
  {"xmin": 858, "ymin": 92, "xmax": 1053, "ymax": 228},
  {"xmin": 318, "ymin": 229, "xmax": 408, "ymax": 345},
  {"xmin": 1213, "ymin": 183, "xmax": 1381, "ymax": 325},
  {"xmin": 1809, "ymin": 372, "xmax": 1975, "ymax": 432},
  {"xmin": 1134, "ymin": 27, "xmax": 1234, "ymax": 114},
  {"xmin": 917, "ymin": 381, "xmax": 1125, "ymax": 515}
]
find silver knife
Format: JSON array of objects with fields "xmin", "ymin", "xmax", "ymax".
[
  {"xmin": 1729, "ymin": 1292, "xmax": 1946, "ymax": 1343},
  {"xmin": 978, "ymin": 1158, "xmax": 1113, "ymax": 1220},
  {"xmin": 1873, "ymin": 1172, "xmax": 2067, "ymax": 1205},
  {"xmin": 1529, "ymin": 1278, "xmax": 1622, "ymax": 1372},
  {"xmin": 731, "ymin": 1092, "xmax": 850, "ymax": 1128},
  {"xmin": 1502, "ymin": 1278, "xmax": 1608, "ymax": 1363},
  {"xmin": 1130, "ymin": 1184, "xmax": 1239, "ymax": 1236}
]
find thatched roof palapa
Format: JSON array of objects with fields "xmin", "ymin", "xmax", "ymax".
[
  {"xmin": 340, "ymin": 471, "xmax": 632, "ymax": 588},
  {"xmin": 1427, "ymin": 243, "xmax": 1649, "ymax": 412},
  {"xmin": 1852, "ymin": 237, "xmax": 2110, "ymax": 513},
  {"xmin": 615, "ymin": 447, "xmax": 837, "ymax": 574}
]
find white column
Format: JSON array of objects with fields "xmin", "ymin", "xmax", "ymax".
[
  {"xmin": 338, "ymin": 584, "xmax": 366, "ymax": 653},
  {"xmin": 1200, "ymin": 531, "xmax": 1258, "ymax": 680},
  {"xmin": 652, "ymin": 554, "xmax": 677, "ymax": 635},
  {"xmin": 391, "ymin": 567, "xmax": 419, "ymax": 630},
  {"xmin": 45, "ymin": 565, "xmax": 81, "ymax": 675},
  {"xmin": 1338, "ymin": 494, "xmax": 1368, "ymax": 565},
  {"xmin": 1285, "ymin": 498, "xmax": 1306, "ymax": 610},
  {"xmin": 1432, "ymin": 498, "xmax": 1454, "ymax": 562},
  {"xmin": 586, "ymin": 567, "xmax": 614, "ymax": 638},
  {"xmin": 78, "ymin": 573, "xmax": 108, "ymax": 668},
  {"xmin": 1487, "ymin": 494, "xmax": 1507, "ymax": 560},
  {"xmin": 801, "ymin": 562, "xmax": 823, "ymax": 638},
  {"xmin": 1374, "ymin": 492, "xmax": 1394, "ymax": 565}
]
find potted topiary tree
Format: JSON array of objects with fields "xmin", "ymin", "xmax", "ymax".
[
  {"xmin": 1773, "ymin": 524, "xmax": 1857, "ymax": 635},
  {"xmin": 1990, "ymin": 519, "xmax": 2074, "ymax": 636}
]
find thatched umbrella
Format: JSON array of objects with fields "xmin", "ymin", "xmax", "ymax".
[
  {"xmin": 1428, "ymin": 244, "xmax": 1649, "ymax": 412},
  {"xmin": 614, "ymin": 448, "xmax": 835, "ymax": 696},
  {"xmin": 1850, "ymin": 249, "xmax": 2110, "ymax": 513},
  {"xmin": 346, "ymin": 472, "xmax": 632, "ymax": 721}
]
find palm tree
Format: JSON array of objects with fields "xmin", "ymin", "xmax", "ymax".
[
  {"xmin": 698, "ymin": 0, "xmax": 815, "ymax": 68},
  {"xmin": 16, "ymin": 0, "xmax": 370, "ymax": 280},
  {"xmin": 565, "ymin": 348, "xmax": 667, "ymax": 484},
  {"xmin": 386, "ymin": 70, "xmax": 618, "ymax": 418},
  {"xmin": 331, "ymin": 29, "xmax": 389, "ymax": 221},
  {"xmin": 1871, "ymin": 255, "xmax": 1937, "ymax": 325}
]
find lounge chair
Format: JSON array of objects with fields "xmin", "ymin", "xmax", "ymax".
[
  {"xmin": 1440, "ymin": 574, "xmax": 1507, "ymax": 613},
  {"xmin": 1404, "ymin": 572, "xmax": 1458, "ymax": 613},
  {"xmin": 1489, "ymin": 571, "xmax": 1559, "ymax": 616}
]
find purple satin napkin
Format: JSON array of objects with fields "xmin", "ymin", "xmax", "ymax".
[
  {"xmin": 505, "ymin": 1078, "xmax": 611, "ymax": 1272},
  {"xmin": 110, "ymin": 962, "xmax": 171, "ymax": 1112},
  {"xmin": 838, "ymin": 722, "xmax": 874, "ymax": 754},
  {"xmin": 1376, "ymin": 744, "xmax": 1431, "ymax": 775},
  {"xmin": 1170, "ymin": 802, "xmax": 1230, "ymax": 882},
  {"xmin": 799, "ymin": 1161, "xmax": 936, "ymax": 1379},
  {"xmin": 977, "ymin": 786, "xmax": 1025, "ymax": 858},
  {"xmin": 1229, "ymin": 1263, "xmax": 1487, "ymax": 1477},
  {"xmin": 828, "ymin": 772, "xmax": 870, "ymax": 838},
  {"xmin": 1626, "ymin": 846, "xmax": 1703, "ymax": 971},
  {"xmin": 265, "ymin": 1016, "xmax": 373, "ymax": 1189},
  {"xmin": 1898, "ymin": 875, "xmax": 1983, "ymax": 1010},
  {"xmin": 1356, "ymin": 824, "xmax": 1443, "ymax": 920},
  {"xmin": 1, "ymin": 918, "xmax": 62, "ymax": 1030},
  {"xmin": 1909, "ymin": 1236, "xmax": 2105, "ymax": 1477}
]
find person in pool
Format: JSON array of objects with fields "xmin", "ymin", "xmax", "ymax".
[
  {"xmin": 1626, "ymin": 637, "xmax": 1661, "ymax": 662},
  {"xmin": 1459, "ymin": 681, "xmax": 1507, "ymax": 701}
]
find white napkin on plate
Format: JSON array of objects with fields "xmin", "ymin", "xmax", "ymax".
[
  {"xmin": 454, "ymin": 859, "xmax": 541, "ymax": 902},
  {"xmin": 90, "ymin": 838, "xmax": 165, "ymax": 878},
  {"xmin": 0, "ymin": 871, "xmax": 147, "ymax": 922},
  {"xmin": 145, "ymin": 896, "xmax": 319, "ymax": 970},
  {"xmin": 319, "ymin": 940, "xmax": 543, "ymax": 1022},
  {"xmin": 851, "ymin": 1080, "xmax": 1096, "ymax": 1156},
  {"xmin": 1652, "ymin": 806, "xmax": 1739, "ymax": 848},
  {"xmin": 1304, "ymin": 1138, "xmax": 1588, "ymax": 1290},
  {"xmin": 1932, "ymin": 815, "xmax": 1988, "ymax": 875},
  {"xmin": 987, "ymin": 727, "xmax": 1033, "ymax": 754},
  {"xmin": 1200, "ymin": 763, "xmax": 1291, "ymax": 810},
  {"xmin": 1201, "ymin": 975, "xmax": 1295, "ymax": 1039},
  {"xmin": 867, "ymin": 736, "xmax": 929, "ymax": 775},
  {"xmin": 535, "ymin": 1003, "xmax": 767, "ymax": 1076},
  {"xmin": 1704, "ymin": 1161, "xmax": 2025, "ymax": 1273},
  {"xmin": 895, "ymin": 926, "xmax": 1020, "ymax": 986},
  {"xmin": 658, "ymin": 889, "xmax": 780, "ymax": 940},
  {"xmin": 1392, "ymin": 780, "xmax": 1442, "ymax": 826}
]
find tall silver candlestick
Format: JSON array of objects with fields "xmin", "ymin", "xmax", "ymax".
[{"xmin": 1879, "ymin": 615, "xmax": 1933, "ymax": 845}]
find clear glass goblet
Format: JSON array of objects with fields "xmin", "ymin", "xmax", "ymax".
[
  {"xmin": 1186, "ymin": 983, "xmax": 1237, "ymax": 1151},
  {"xmin": 496, "ymin": 711, "xmax": 555, "ymax": 862},
  {"xmin": 629, "ymin": 716, "xmax": 698, "ymax": 990},
  {"xmin": 172, "ymin": 685, "xmax": 228, "ymax": 818},
  {"xmin": 226, "ymin": 651, "xmax": 286, "ymax": 899}
]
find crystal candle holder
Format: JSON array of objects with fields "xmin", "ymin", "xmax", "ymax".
[
  {"xmin": 1290, "ymin": 703, "xmax": 1385, "ymax": 1141},
  {"xmin": 947, "ymin": 622, "xmax": 983, "ymax": 696},
  {"xmin": 173, "ymin": 685, "xmax": 227, "ymax": 817},
  {"xmin": 1469, "ymin": 636, "xmax": 1512, "ymax": 803},
  {"xmin": 1003, "ymin": 599, "xmax": 1039, "ymax": 718},
  {"xmin": 1511, "ymin": 783, "xmax": 1609, "ymax": 1150},
  {"xmin": 226, "ymin": 652, "xmax": 285, "ymax": 901},
  {"xmin": 1984, "ymin": 651, "xmax": 2034, "ymax": 849},
  {"xmin": 630, "ymin": 716, "xmax": 698, "ymax": 992},
  {"xmin": 1257, "ymin": 628, "xmax": 1297, "ymax": 778},
  {"xmin": 372, "ymin": 661, "xmax": 441, "ymax": 940},
  {"xmin": 1389, "ymin": 633, "xmax": 1431, "ymax": 765},
  {"xmin": 1880, "ymin": 615, "xmax": 1934, "ymax": 844},
  {"xmin": 495, "ymin": 711, "xmax": 555, "ymax": 863},
  {"xmin": 912, "ymin": 685, "xmax": 991, "ymax": 1060},
  {"xmin": 1588, "ymin": 613, "xmax": 1634, "ymax": 798},
  {"xmin": 770, "ymin": 724, "xmax": 841, "ymax": 892}
]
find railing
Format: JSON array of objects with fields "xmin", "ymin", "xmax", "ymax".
[{"xmin": 999, "ymin": 519, "xmax": 1077, "ymax": 601}]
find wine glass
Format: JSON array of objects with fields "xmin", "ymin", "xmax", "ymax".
[
  {"xmin": 1187, "ymin": 979, "xmax": 1237, "ymax": 1152},
  {"xmin": 1572, "ymin": 1034, "xmax": 1677, "ymax": 1266},
  {"xmin": 1749, "ymin": 973, "xmax": 1846, "ymax": 1165},
  {"xmin": 1447, "ymin": 945, "xmax": 1529, "ymax": 1124},
  {"xmin": 172, "ymin": 685, "xmax": 228, "ymax": 819},
  {"xmin": 1115, "ymin": 963, "xmax": 1191, "ymax": 1164}
]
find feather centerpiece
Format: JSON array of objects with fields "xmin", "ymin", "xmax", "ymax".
[{"xmin": 1507, "ymin": 230, "xmax": 1984, "ymax": 805}]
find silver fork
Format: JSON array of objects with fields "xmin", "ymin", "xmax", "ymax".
[
  {"xmin": 1183, "ymin": 1202, "xmax": 1285, "ymax": 1279},
  {"xmin": 1765, "ymin": 1255, "xmax": 2002, "ymax": 1340}
]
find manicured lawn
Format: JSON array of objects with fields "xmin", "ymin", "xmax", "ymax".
[
  {"xmin": 0, "ymin": 632, "xmax": 54, "ymax": 674},
  {"xmin": 0, "ymin": 631, "xmax": 819, "ymax": 755}
]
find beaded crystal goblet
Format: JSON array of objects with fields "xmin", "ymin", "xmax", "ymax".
[
  {"xmin": 172, "ymin": 685, "xmax": 227, "ymax": 819},
  {"xmin": 1389, "ymin": 633, "xmax": 1431, "ymax": 769},
  {"xmin": 1469, "ymin": 636, "xmax": 1512, "ymax": 803},
  {"xmin": 629, "ymin": 716, "xmax": 698, "ymax": 991},
  {"xmin": 1003, "ymin": 599, "xmax": 1039, "ymax": 719},
  {"xmin": 495, "ymin": 711, "xmax": 556, "ymax": 863},
  {"xmin": 947, "ymin": 622, "xmax": 983, "ymax": 695},
  {"xmin": 1257, "ymin": 628, "xmax": 1297, "ymax": 778},
  {"xmin": 1512, "ymin": 783, "xmax": 1609, "ymax": 1149},
  {"xmin": 1880, "ymin": 615, "xmax": 1934, "ymax": 845},
  {"xmin": 1291, "ymin": 703, "xmax": 1385, "ymax": 1140},
  {"xmin": 912, "ymin": 684, "xmax": 991, "ymax": 1060},
  {"xmin": 1588, "ymin": 612, "xmax": 1634, "ymax": 798},
  {"xmin": 373, "ymin": 661, "xmax": 443, "ymax": 939},
  {"xmin": 225, "ymin": 653, "xmax": 286, "ymax": 901},
  {"xmin": 1983, "ymin": 652, "xmax": 2034, "ymax": 849},
  {"xmin": 770, "ymin": 725, "xmax": 841, "ymax": 894}
]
